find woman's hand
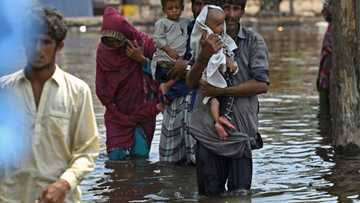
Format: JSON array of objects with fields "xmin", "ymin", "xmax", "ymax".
[{"xmin": 126, "ymin": 40, "xmax": 146, "ymax": 64}]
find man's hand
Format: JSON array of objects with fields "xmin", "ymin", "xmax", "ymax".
[
  {"xmin": 198, "ymin": 32, "xmax": 223, "ymax": 64},
  {"xmin": 38, "ymin": 179, "xmax": 70, "ymax": 203},
  {"xmin": 168, "ymin": 59, "xmax": 188, "ymax": 79},
  {"xmin": 199, "ymin": 80, "xmax": 224, "ymax": 97},
  {"xmin": 126, "ymin": 40, "xmax": 146, "ymax": 64}
]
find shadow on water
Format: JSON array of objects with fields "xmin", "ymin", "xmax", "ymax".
[{"xmin": 56, "ymin": 24, "xmax": 360, "ymax": 202}]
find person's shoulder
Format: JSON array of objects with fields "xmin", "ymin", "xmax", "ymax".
[
  {"xmin": 242, "ymin": 27, "xmax": 265, "ymax": 42},
  {"xmin": 61, "ymin": 69, "xmax": 91, "ymax": 93},
  {"xmin": 180, "ymin": 18, "xmax": 190, "ymax": 25},
  {"xmin": 155, "ymin": 17, "xmax": 168, "ymax": 26},
  {"xmin": 0, "ymin": 69, "xmax": 24, "ymax": 88}
]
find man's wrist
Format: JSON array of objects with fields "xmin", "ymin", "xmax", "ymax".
[
  {"xmin": 58, "ymin": 179, "xmax": 71, "ymax": 191},
  {"xmin": 219, "ymin": 86, "xmax": 230, "ymax": 96},
  {"xmin": 197, "ymin": 56, "xmax": 209, "ymax": 66}
]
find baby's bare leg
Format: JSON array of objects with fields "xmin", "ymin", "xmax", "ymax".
[
  {"xmin": 210, "ymin": 98, "xmax": 220, "ymax": 122},
  {"xmin": 210, "ymin": 98, "xmax": 228, "ymax": 140}
]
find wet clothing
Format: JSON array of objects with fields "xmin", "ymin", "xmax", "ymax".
[
  {"xmin": 108, "ymin": 127, "xmax": 150, "ymax": 160},
  {"xmin": 190, "ymin": 25, "xmax": 269, "ymax": 158},
  {"xmin": 0, "ymin": 66, "xmax": 99, "ymax": 203},
  {"xmin": 159, "ymin": 19, "xmax": 197, "ymax": 164},
  {"xmin": 96, "ymin": 7, "xmax": 159, "ymax": 155},
  {"xmin": 317, "ymin": 24, "xmax": 332, "ymax": 117},
  {"xmin": 159, "ymin": 95, "xmax": 196, "ymax": 164},
  {"xmin": 196, "ymin": 142, "xmax": 252, "ymax": 195},
  {"xmin": 190, "ymin": 25, "xmax": 269, "ymax": 194}
]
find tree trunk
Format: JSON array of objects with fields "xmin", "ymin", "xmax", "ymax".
[
  {"xmin": 331, "ymin": 0, "xmax": 360, "ymax": 153},
  {"xmin": 289, "ymin": 0, "xmax": 294, "ymax": 16}
]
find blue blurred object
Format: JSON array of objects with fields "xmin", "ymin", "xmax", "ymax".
[
  {"xmin": 0, "ymin": 6, "xmax": 11, "ymax": 42},
  {"xmin": 0, "ymin": 91, "xmax": 27, "ymax": 179},
  {"xmin": 0, "ymin": 0, "xmax": 32, "ymax": 76},
  {"xmin": 0, "ymin": 0, "xmax": 32, "ymax": 178}
]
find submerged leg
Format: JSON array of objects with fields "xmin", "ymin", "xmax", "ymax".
[{"xmin": 130, "ymin": 127, "xmax": 150, "ymax": 158}]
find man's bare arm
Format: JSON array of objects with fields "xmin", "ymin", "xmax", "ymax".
[{"xmin": 200, "ymin": 79, "xmax": 268, "ymax": 98}]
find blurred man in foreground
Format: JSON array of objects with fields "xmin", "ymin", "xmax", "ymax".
[{"xmin": 0, "ymin": 7, "xmax": 99, "ymax": 203}]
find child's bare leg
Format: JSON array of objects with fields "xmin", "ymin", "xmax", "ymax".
[
  {"xmin": 210, "ymin": 98, "xmax": 228, "ymax": 140},
  {"xmin": 159, "ymin": 79, "xmax": 176, "ymax": 95},
  {"xmin": 156, "ymin": 103, "xmax": 165, "ymax": 112},
  {"xmin": 218, "ymin": 116, "xmax": 236, "ymax": 130}
]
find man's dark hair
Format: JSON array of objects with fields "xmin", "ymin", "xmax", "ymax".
[
  {"xmin": 26, "ymin": 7, "xmax": 68, "ymax": 44},
  {"xmin": 160, "ymin": 0, "xmax": 184, "ymax": 10},
  {"xmin": 204, "ymin": 0, "xmax": 247, "ymax": 10}
]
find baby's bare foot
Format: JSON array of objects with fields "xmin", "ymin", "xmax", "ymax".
[
  {"xmin": 219, "ymin": 116, "xmax": 236, "ymax": 130},
  {"xmin": 215, "ymin": 122, "xmax": 228, "ymax": 140}
]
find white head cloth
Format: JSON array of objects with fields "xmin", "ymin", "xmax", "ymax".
[{"xmin": 190, "ymin": 5, "xmax": 237, "ymax": 103}]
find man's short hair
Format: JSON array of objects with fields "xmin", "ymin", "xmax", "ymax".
[
  {"xmin": 160, "ymin": 0, "xmax": 184, "ymax": 10},
  {"xmin": 26, "ymin": 7, "xmax": 68, "ymax": 44},
  {"xmin": 204, "ymin": 0, "xmax": 247, "ymax": 10}
]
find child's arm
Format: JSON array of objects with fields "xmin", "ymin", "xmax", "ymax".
[
  {"xmin": 161, "ymin": 46, "xmax": 179, "ymax": 60},
  {"xmin": 153, "ymin": 19, "xmax": 167, "ymax": 49}
]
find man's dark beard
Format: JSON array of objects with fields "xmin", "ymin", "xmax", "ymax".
[{"xmin": 226, "ymin": 23, "xmax": 239, "ymax": 39}]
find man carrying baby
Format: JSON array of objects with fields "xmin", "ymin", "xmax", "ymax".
[{"xmin": 187, "ymin": 0, "xmax": 269, "ymax": 196}]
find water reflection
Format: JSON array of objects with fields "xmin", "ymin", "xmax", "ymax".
[
  {"xmin": 56, "ymin": 25, "xmax": 360, "ymax": 202},
  {"xmin": 319, "ymin": 154, "xmax": 360, "ymax": 202}
]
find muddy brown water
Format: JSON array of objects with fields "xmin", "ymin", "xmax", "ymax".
[{"xmin": 55, "ymin": 24, "xmax": 360, "ymax": 203}]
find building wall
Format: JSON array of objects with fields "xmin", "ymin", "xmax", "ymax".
[{"xmin": 38, "ymin": 0, "xmax": 93, "ymax": 17}]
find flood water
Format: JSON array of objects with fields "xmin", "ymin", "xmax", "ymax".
[{"xmin": 56, "ymin": 24, "xmax": 360, "ymax": 203}]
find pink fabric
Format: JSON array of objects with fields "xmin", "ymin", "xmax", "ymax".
[
  {"xmin": 318, "ymin": 24, "xmax": 332, "ymax": 90},
  {"xmin": 96, "ymin": 7, "xmax": 159, "ymax": 152}
]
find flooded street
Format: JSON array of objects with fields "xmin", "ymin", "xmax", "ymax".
[{"xmin": 57, "ymin": 25, "xmax": 360, "ymax": 203}]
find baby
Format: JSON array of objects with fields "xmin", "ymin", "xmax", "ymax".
[
  {"xmin": 152, "ymin": 0, "xmax": 190, "ymax": 111},
  {"xmin": 191, "ymin": 5, "xmax": 238, "ymax": 139}
]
